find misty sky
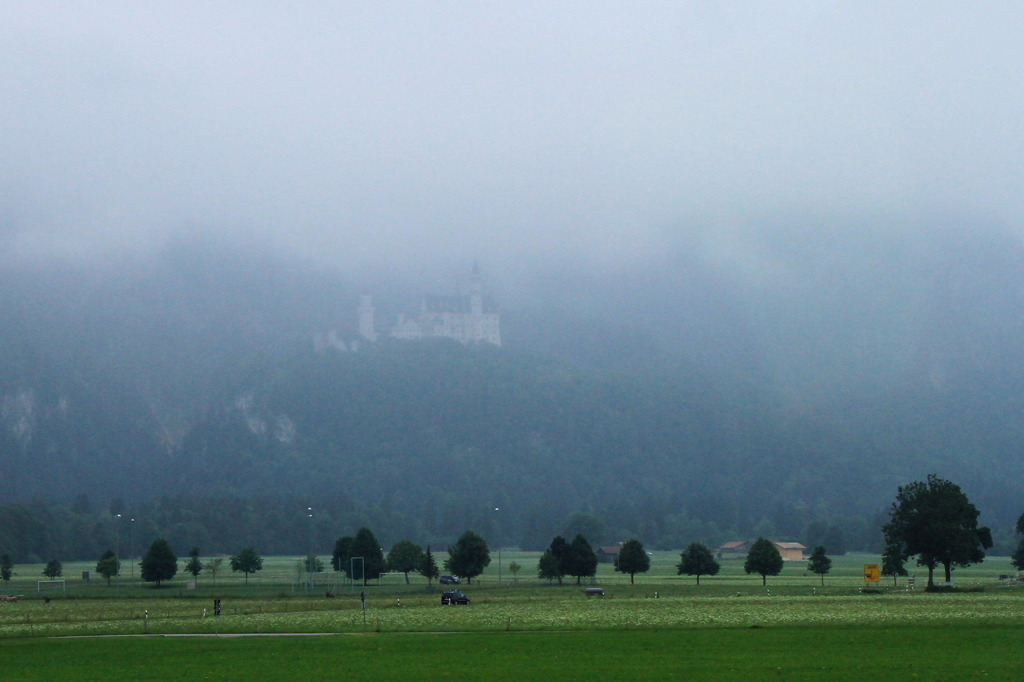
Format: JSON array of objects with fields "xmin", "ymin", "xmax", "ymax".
[{"xmin": 3, "ymin": 2, "xmax": 1023, "ymax": 278}]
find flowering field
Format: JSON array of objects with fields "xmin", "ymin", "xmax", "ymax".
[
  {"xmin": 2, "ymin": 550, "xmax": 1022, "ymax": 639},
  {"xmin": 3, "ymin": 589, "xmax": 1024, "ymax": 639}
]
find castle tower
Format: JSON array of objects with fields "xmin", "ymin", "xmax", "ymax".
[
  {"xmin": 469, "ymin": 261, "xmax": 483, "ymax": 317},
  {"xmin": 358, "ymin": 294, "xmax": 377, "ymax": 341}
]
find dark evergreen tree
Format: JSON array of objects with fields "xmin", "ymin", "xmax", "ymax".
[
  {"xmin": 387, "ymin": 540, "xmax": 424, "ymax": 584},
  {"xmin": 615, "ymin": 539, "xmax": 650, "ymax": 584},
  {"xmin": 807, "ymin": 545, "xmax": 831, "ymax": 586},
  {"xmin": 543, "ymin": 536, "xmax": 569, "ymax": 585},
  {"xmin": 185, "ymin": 547, "xmax": 203, "ymax": 585},
  {"xmin": 332, "ymin": 536, "xmax": 354, "ymax": 576},
  {"xmin": 419, "ymin": 545, "xmax": 440, "ymax": 585},
  {"xmin": 445, "ymin": 530, "xmax": 490, "ymax": 584},
  {"xmin": 140, "ymin": 538, "xmax": 177, "ymax": 587},
  {"xmin": 1012, "ymin": 513, "xmax": 1024, "ymax": 572},
  {"xmin": 229, "ymin": 546, "xmax": 263, "ymax": 584},
  {"xmin": 564, "ymin": 534, "xmax": 598, "ymax": 584},
  {"xmin": 95, "ymin": 548, "xmax": 120, "ymax": 586},
  {"xmin": 0, "ymin": 554, "xmax": 12, "ymax": 584},
  {"xmin": 42, "ymin": 558, "xmax": 63, "ymax": 578},
  {"xmin": 1012, "ymin": 538, "xmax": 1024, "ymax": 573},
  {"xmin": 350, "ymin": 527, "xmax": 386, "ymax": 585},
  {"xmin": 744, "ymin": 537, "xmax": 783, "ymax": 586},
  {"xmin": 882, "ymin": 475, "xmax": 992, "ymax": 588},
  {"xmin": 677, "ymin": 542, "xmax": 720, "ymax": 585}
]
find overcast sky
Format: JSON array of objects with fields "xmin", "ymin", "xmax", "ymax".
[{"xmin": 3, "ymin": 2, "xmax": 1023, "ymax": 278}]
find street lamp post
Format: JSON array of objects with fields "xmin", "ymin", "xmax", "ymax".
[
  {"xmin": 307, "ymin": 507, "xmax": 314, "ymax": 591},
  {"xmin": 129, "ymin": 518, "xmax": 135, "ymax": 581},
  {"xmin": 494, "ymin": 507, "xmax": 502, "ymax": 585},
  {"xmin": 115, "ymin": 514, "xmax": 121, "ymax": 590}
]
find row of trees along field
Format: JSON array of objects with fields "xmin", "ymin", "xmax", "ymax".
[
  {"xmin": 0, "ymin": 532, "xmax": 832, "ymax": 589},
  {"xmin": 0, "ymin": 491, "xmax": 889, "ymax": 564},
  {"xmin": 0, "ymin": 476, "xmax": 1018, "ymax": 590},
  {"xmin": 0, "ymin": 541, "xmax": 267, "ymax": 588}
]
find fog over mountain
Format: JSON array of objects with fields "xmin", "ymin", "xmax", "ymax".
[
  {"xmin": 3, "ymin": 4, "xmax": 1024, "ymax": 555},
  {"xmin": 4, "ymin": 3, "xmax": 1024, "ymax": 271}
]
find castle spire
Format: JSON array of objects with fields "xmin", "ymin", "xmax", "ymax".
[
  {"xmin": 469, "ymin": 261, "xmax": 483, "ymax": 296},
  {"xmin": 358, "ymin": 294, "xmax": 377, "ymax": 341},
  {"xmin": 469, "ymin": 261, "xmax": 483, "ymax": 315}
]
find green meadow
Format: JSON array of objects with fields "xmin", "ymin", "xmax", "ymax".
[{"xmin": 2, "ymin": 552, "xmax": 1023, "ymax": 679}]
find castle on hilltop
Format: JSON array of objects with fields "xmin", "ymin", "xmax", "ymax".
[
  {"xmin": 316, "ymin": 264, "xmax": 501, "ymax": 351},
  {"xmin": 363, "ymin": 264, "xmax": 501, "ymax": 346}
]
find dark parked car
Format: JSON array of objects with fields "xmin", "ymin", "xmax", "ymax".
[
  {"xmin": 441, "ymin": 590, "xmax": 471, "ymax": 605},
  {"xmin": 439, "ymin": 575, "xmax": 461, "ymax": 585}
]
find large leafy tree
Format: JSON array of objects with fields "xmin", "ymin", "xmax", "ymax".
[
  {"xmin": 387, "ymin": 540, "xmax": 424, "ymax": 584},
  {"xmin": 615, "ymin": 539, "xmax": 650, "ymax": 584},
  {"xmin": 881, "ymin": 542, "xmax": 908, "ymax": 586},
  {"xmin": 95, "ymin": 549, "xmax": 120, "ymax": 586},
  {"xmin": 744, "ymin": 537, "xmax": 783, "ymax": 585},
  {"xmin": 140, "ymin": 539, "xmax": 177, "ymax": 587},
  {"xmin": 350, "ymin": 527, "xmax": 387, "ymax": 585},
  {"xmin": 419, "ymin": 545, "xmax": 440, "ymax": 585},
  {"xmin": 0, "ymin": 554, "xmax": 12, "ymax": 584},
  {"xmin": 185, "ymin": 547, "xmax": 203, "ymax": 585},
  {"xmin": 204, "ymin": 557, "xmax": 223, "ymax": 586},
  {"xmin": 541, "ymin": 536, "xmax": 569, "ymax": 585},
  {"xmin": 229, "ymin": 546, "xmax": 263, "ymax": 584},
  {"xmin": 564, "ymin": 534, "xmax": 598, "ymax": 585},
  {"xmin": 445, "ymin": 530, "xmax": 490, "ymax": 584},
  {"xmin": 882, "ymin": 474, "xmax": 992, "ymax": 588},
  {"xmin": 537, "ymin": 550, "xmax": 562, "ymax": 582},
  {"xmin": 43, "ymin": 558, "xmax": 63, "ymax": 578},
  {"xmin": 807, "ymin": 545, "xmax": 832, "ymax": 586},
  {"xmin": 677, "ymin": 542, "xmax": 720, "ymax": 585}
]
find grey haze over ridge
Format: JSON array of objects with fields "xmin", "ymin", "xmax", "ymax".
[{"xmin": 3, "ymin": 2, "xmax": 1024, "ymax": 280}]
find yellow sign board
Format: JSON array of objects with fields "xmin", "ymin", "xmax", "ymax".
[{"xmin": 864, "ymin": 564, "xmax": 881, "ymax": 582}]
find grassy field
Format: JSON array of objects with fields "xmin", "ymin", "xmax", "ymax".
[
  {"xmin": 2, "ymin": 552, "xmax": 1022, "ymax": 679},
  {"xmin": 1, "ymin": 625, "xmax": 1021, "ymax": 680}
]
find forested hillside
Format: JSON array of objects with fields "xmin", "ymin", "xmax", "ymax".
[{"xmin": 3, "ymin": 237, "xmax": 1024, "ymax": 561}]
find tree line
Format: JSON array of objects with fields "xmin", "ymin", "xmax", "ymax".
[
  {"xmin": 1, "ymin": 474, "xmax": 1015, "ymax": 592},
  {"xmin": 0, "ymin": 490, "xmax": 892, "ymax": 568}
]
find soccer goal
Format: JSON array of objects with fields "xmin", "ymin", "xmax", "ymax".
[{"xmin": 37, "ymin": 580, "xmax": 65, "ymax": 594}]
